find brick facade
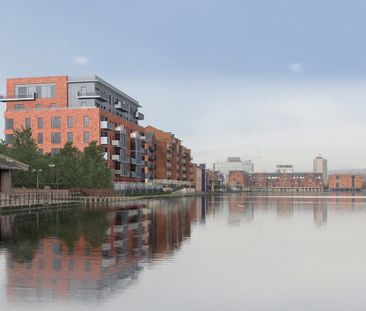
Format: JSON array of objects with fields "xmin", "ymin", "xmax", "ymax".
[{"xmin": 328, "ymin": 174, "xmax": 364, "ymax": 191}]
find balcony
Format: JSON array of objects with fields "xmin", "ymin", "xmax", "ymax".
[
  {"xmin": 100, "ymin": 136, "xmax": 109, "ymax": 145},
  {"xmin": 0, "ymin": 93, "xmax": 36, "ymax": 102},
  {"xmin": 135, "ymin": 111, "xmax": 144, "ymax": 120},
  {"xmin": 130, "ymin": 132, "xmax": 139, "ymax": 139},
  {"xmin": 114, "ymin": 169, "xmax": 121, "ymax": 175},
  {"xmin": 112, "ymin": 154, "xmax": 121, "ymax": 162},
  {"xmin": 130, "ymin": 158, "xmax": 137, "ymax": 165},
  {"xmin": 115, "ymin": 125, "xmax": 126, "ymax": 132},
  {"xmin": 103, "ymin": 152, "xmax": 109, "ymax": 160},
  {"xmin": 114, "ymin": 101, "xmax": 129, "ymax": 112},
  {"xmin": 77, "ymin": 90, "xmax": 108, "ymax": 102},
  {"xmin": 112, "ymin": 140, "xmax": 122, "ymax": 147},
  {"xmin": 100, "ymin": 121, "xmax": 113, "ymax": 130}
]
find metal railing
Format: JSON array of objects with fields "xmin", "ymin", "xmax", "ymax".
[{"xmin": 0, "ymin": 191, "xmax": 83, "ymax": 207}]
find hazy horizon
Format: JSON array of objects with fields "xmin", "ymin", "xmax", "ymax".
[{"xmin": 1, "ymin": 0, "xmax": 366, "ymax": 171}]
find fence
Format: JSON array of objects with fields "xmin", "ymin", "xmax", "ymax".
[
  {"xmin": 114, "ymin": 182, "xmax": 164, "ymax": 195},
  {"xmin": 0, "ymin": 191, "xmax": 83, "ymax": 208}
]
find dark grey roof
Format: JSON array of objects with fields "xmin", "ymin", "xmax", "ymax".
[{"xmin": 0, "ymin": 154, "xmax": 28, "ymax": 171}]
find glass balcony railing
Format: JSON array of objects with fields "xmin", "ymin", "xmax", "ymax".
[
  {"xmin": 0, "ymin": 93, "xmax": 36, "ymax": 102},
  {"xmin": 77, "ymin": 90, "xmax": 108, "ymax": 102}
]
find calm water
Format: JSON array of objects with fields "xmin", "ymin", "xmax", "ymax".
[{"xmin": 1, "ymin": 194, "xmax": 366, "ymax": 310}]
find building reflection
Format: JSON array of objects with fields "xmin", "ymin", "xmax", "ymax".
[
  {"xmin": 1, "ymin": 197, "xmax": 207, "ymax": 303},
  {"xmin": 313, "ymin": 203, "xmax": 327, "ymax": 227}
]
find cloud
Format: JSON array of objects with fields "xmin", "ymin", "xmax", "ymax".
[
  {"xmin": 73, "ymin": 56, "xmax": 90, "ymax": 65},
  {"xmin": 288, "ymin": 62, "xmax": 303, "ymax": 74}
]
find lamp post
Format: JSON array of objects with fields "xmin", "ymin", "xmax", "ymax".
[
  {"xmin": 32, "ymin": 168, "xmax": 42, "ymax": 190},
  {"xmin": 48, "ymin": 164, "xmax": 58, "ymax": 189}
]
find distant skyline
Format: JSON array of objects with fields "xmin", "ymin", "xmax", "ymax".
[{"xmin": 1, "ymin": 0, "xmax": 366, "ymax": 171}]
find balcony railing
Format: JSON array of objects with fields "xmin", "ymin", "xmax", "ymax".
[
  {"xmin": 77, "ymin": 90, "xmax": 108, "ymax": 102},
  {"xmin": 112, "ymin": 154, "xmax": 121, "ymax": 162},
  {"xmin": 114, "ymin": 101, "xmax": 129, "ymax": 112},
  {"xmin": 112, "ymin": 140, "xmax": 122, "ymax": 147},
  {"xmin": 0, "ymin": 93, "xmax": 36, "ymax": 102},
  {"xmin": 135, "ymin": 111, "xmax": 144, "ymax": 120},
  {"xmin": 103, "ymin": 152, "xmax": 109, "ymax": 160},
  {"xmin": 115, "ymin": 125, "xmax": 126, "ymax": 132},
  {"xmin": 100, "ymin": 121, "xmax": 114, "ymax": 130},
  {"xmin": 100, "ymin": 136, "xmax": 109, "ymax": 145}
]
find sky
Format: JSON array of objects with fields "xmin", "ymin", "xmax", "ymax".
[{"xmin": 1, "ymin": 0, "xmax": 366, "ymax": 171}]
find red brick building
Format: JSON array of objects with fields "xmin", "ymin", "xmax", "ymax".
[
  {"xmin": 228, "ymin": 170, "xmax": 250, "ymax": 190},
  {"xmin": 250, "ymin": 173, "xmax": 324, "ymax": 192},
  {"xmin": 144, "ymin": 126, "xmax": 192, "ymax": 182},
  {"xmin": 2, "ymin": 75, "xmax": 146, "ymax": 182},
  {"xmin": 328, "ymin": 174, "xmax": 364, "ymax": 191}
]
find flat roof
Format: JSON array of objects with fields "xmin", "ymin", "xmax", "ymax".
[
  {"xmin": 0, "ymin": 154, "xmax": 28, "ymax": 171},
  {"xmin": 68, "ymin": 75, "xmax": 140, "ymax": 107}
]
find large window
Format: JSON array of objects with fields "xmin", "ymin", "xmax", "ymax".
[
  {"xmin": 5, "ymin": 119, "xmax": 13, "ymax": 129},
  {"xmin": 67, "ymin": 117, "xmax": 73, "ymax": 128},
  {"xmin": 83, "ymin": 132, "xmax": 90, "ymax": 143},
  {"xmin": 14, "ymin": 104, "xmax": 24, "ymax": 110},
  {"xmin": 51, "ymin": 117, "xmax": 61, "ymax": 128},
  {"xmin": 51, "ymin": 132, "xmax": 61, "ymax": 144},
  {"xmin": 25, "ymin": 118, "xmax": 31, "ymax": 129},
  {"xmin": 67, "ymin": 132, "xmax": 73, "ymax": 143},
  {"xmin": 5, "ymin": 134, "xmax": 13, "ymax": 144},
  {"xmin": 37, "ymin": 133, "xmax": 43, "ymax": 144},
  {"xmin": 51, "ymin": 148, "xmax": 60, "ymax": 155},
  {"xmin": 37, "ymin": 117, "xmax": 43, "ymax": 129},
  {"xmin": 15, "ymin": 83, "xmax": 56, "ymax": 98},
  {"xmin": 83, "ymin": 116, "xmax": 89, "ymax": 128}
]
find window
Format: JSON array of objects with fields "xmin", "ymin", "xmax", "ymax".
[
  {"xmin": 51, "ymin": 148, "xmax": 60, "ymax": 155},
  {"xmin": 84, "ymin": 247, "xmax": 91, "ymax": 256},
  {"xmin": 25, "ymin": 117, "xmax": 31, "ymax": 129},
  {"xmin": 80, "ymin": 86, "xmax": 87, "ymax": 94},
  {"xmin": 16, "ymin": 83, "xmax": 55, "ymax": 98},
  {"xmin": 67, "ymin": 117, "xmax": 73, "ymax": 128},
  {"xmin": 35, "ymin": 104, "xmax": 42, "ymax": 110},
  {"xmin": 51, "ymin": 132, "xmax": 61, "ymax": 144},
  {"xmin": 37, "ymin": 133, "xmax": 43, "ymax": 144},
  {"xmin": 52, "ymin": 243, "xmax": 61, "ymax": 255},
  {"xmin": 51, "ymin": 117, "xmax": 61, "ymax": 128},
  {"xmin": 85, "ymin": 260, "xmax": 91, "ymax": 272},
  {"xmin": 49, "ymin": 103, "xmax": 57, "ymax": 109},
  {"xmin": 38, "ymin": 259, "xmax": 44, "ymax": 270},
  {"xmin": 37, "ymin": 117, "xmax": 43, "ymax": 129},
  {"xmin": 67, "ymin": 132, "xmax": 73, "ymax": 143},
  {"xmin": 83, "ymin": 116, "xmax": 89, "ymax": 128},
  {"xmin": 52, "ymin": 259, "xmax": 62, "ymax": 271},
  {"xmin": 5, "ymin": 119, "xmax": 13, "ymax": 129},
  {"xmin": 14, "ymin": 103, "xmax": 24, "ymax": 110},
  {"xmin": 68, "ymin": 260, "xmax": 74, "ymax": 271},
  {"xmin": 83, "ymin": 132, "xmax": 89, "ymax": 143}
]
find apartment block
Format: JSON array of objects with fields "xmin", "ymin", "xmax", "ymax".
[
  {"xmin": 328, "ymin": 174, "xmax": 364, "ymax": 191},
  {"xmin": 144, "ymin": 126, "xmax": 192, "ymax": 182},
  {"xmin": 228, "ymin": 170, "xmax": 250, "ymax": 190},
  {"xmin": 250, "ymin": 173, "xmax": 324, "ymax": 191},
  {"xmin": 1, "ymin": 75, "xmax": 146, "ymax": 182}
]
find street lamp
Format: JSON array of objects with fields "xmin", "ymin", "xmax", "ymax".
[
  {"xmin": 48, "ymin": 164, "xmax": 58, "ymax": 189},
  {"xmin": 32, "ymin": 169, "xmax": 42, "ymax": 190}
]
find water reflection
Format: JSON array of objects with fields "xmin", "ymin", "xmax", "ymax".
[
  {"xmin": 0, "ymin": 198, "xmax": 205, "ymax": 304},
  {"xmin": 1, "ymin": 194, "xmax": 366, "ymax": 309}
]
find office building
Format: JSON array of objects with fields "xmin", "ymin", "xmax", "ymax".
[
  {"xmin": 313, "ymin": 155, "xmax": 328, "ymax": 182},
  {"xmin": 216, "ymin": 157, "xmax": 254, "ymax": 180},
  {"xmin": 276, "ymin": 164, "xmax": 294, "ymax": 174}
]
